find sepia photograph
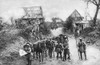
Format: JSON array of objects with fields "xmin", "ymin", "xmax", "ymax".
[{"xmin": 0, "ymin": 0, "xmax": 100, "ymax": 65}]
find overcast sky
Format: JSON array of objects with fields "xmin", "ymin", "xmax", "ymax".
[{"xmin": 0, "ymin": 0, "xmax": 100, "ymax": 24}]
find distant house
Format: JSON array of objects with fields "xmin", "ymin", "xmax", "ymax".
[
  {"xmin": 67, "ymin": 9, "xmax": 86, "ymax": 31},
  {"xmin": 22, "ymin": 6, "xmax": 44, "ymax": 24},
  {"xmin": 67, "ymin": 9, "xmax": 84, "ymax": 25}
]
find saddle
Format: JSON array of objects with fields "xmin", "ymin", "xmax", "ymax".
[
  {"xmin": 56, "ymin": 48, "xmax": 62, "ymax": 53},
  {"xmin": 55, "ymin": 45, "xmax": 62, "ymax": 52}
]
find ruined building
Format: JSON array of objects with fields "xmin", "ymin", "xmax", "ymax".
[{"xmin": 15, "ymin": 6, "xmax": 44, "ymax": 28}]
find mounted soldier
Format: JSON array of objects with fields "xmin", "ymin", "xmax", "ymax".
[
  {"xmin": 23, "ymin": 42, "xmax": 32, "ymax": 65},
  {"xmin": 77, "ymin": 38, "xmax": 87, "ymax": 60}
]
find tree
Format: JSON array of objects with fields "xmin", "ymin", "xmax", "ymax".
[
  {"xmin": 51, "ymin": 17, "xmax": 63, "ymax": 29},
  {"xmin": 50, "ymin": 17, "xmax": 58, "ymax": 29},
  {"xmin": 83, "ymin": 0, "xmax": 100, "ymax": 26},
  {"xmin": 63, "ymin": 17, "xmax": 74, "ymax": 33},
  {"xmin": 39, "ymin": 22, "xmax": 51, "ymax": 36}
]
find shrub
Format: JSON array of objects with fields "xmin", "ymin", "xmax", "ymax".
[
  {"xmin": 10, "ymin": 52, "xmax": 19, "ymax": 59},
  {"xmin": 1, "ymin": 56, "xmax": 15, "ymax": 65},
  {"xmin": 81, "ymin": 27, "xmax": 95, "ymax": 36},
  {"xmin": 0, "ymin": 30, "xmax": 18, "ymax": 52}
]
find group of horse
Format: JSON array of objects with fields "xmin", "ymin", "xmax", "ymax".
[{"xmin": 23, "ymin": 34, "xmax": 70, "ymax": 63}]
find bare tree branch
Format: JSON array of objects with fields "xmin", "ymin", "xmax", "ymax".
[
  {"xmin": 83, "ymin": 0, "xmax": 100, "ymax": 26},
  {"xmin": 93, "ymin": 0, "xmax": 98, "ymax": 4},
  {"xmin": 91, "ymin": 0, "xmax": 98, "ymax": 5}
]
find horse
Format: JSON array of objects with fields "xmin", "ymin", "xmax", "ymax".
[
  {"xmin": 45, "ymin": 39, "xmax": 55, "ymax": 58},
  {"xmin": 52, "ymin": 34, "xmax": 68, "ymax": 44},
  {"xmin": 32, "ymin": 40, "xmax": 47, "ymax": 62}
]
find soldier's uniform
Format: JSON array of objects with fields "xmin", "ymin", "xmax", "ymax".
[
  {"xmin": 63, "ymin": 42, "xmax": 70, "ymax": 61},
  {"xmin": 77, "ymin": 39, "xmax": 87, "ymax": 60},
  {"xmin": 49, "ymin": 41, "xmax": 54, "ymax": 58},
  {"xmin": 23, "ymin": 43, "xmax": 32, "ymax": 65}
]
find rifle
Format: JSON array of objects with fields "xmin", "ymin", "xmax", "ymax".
[{"xmin": 75, "ymin": 38, "xmax": 80, "ymax": 60}]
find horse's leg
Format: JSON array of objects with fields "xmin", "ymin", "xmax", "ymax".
[
  {"xmin": 64, "ymin": 53, "xmax": 67, "ymax": 61},
  {"xmin": 32, "ymin": 51, "xmax": 34, "ymax": 60},
  {"xmin": 44, "ymin": 49, "xmax": 46, "ymax": 58},
  {"xmin": 45, "ymin": 50, "xmax": 47, "ymax": 57},
  {"xmin": 42, "ymin": 52, "xmax": 44, "ymax": 62},
  {"xmin": 48, "ymin": 50, "xmax": 51, "ymax": 58},
  {"xmin": 49, "ymin": 50, "xmax": 52, "ymax": 58},
  {"xmin": 35, "ymin": 52, "xmax": 37, "ymax": 60},
  {"xmin": 33, "ymin": 52, "xmax": 36, "ymax": 59},
  {"xmin": 43, "ymin": 50, "xmax": 46, "ymax": 60},
  {"xmin": 40, "ymin": 52, "xmax": 44, "ymax": 63},
  {"xmin": 36, "ymin": 52, "xmax": 37, "ymax": 60},
  {"xmin": 39, "ymin": 52, "xmax": 41, "ymax": 62},
  {"xmin": 60, "ymin": 52, "xmax": 62, "ymax": 60},
  {"xmin": 51, "ymin": 50, "xmax": 53, "ymax": 58},
  {"xmin": 45, "ymin": 50, "xmax": 47, "ymax": 58},
  {"xmin": 52, "ymin": 50, "xmax": 55, "ymax": 58},
  {"xmin": 36, "ymin": 52, "xmax": 39, "ymax": 60},
  {"xmin": 43, "ymin": 50, "xmax": 45, "ymax": 59},
  {"xmin": 45, "ymin": 49, "xmax": 48, "ymax": 60},
  {"xmin": 56, "ymin": 52, "xmax": 59, "ymax": 59},
  {"xmin": 34, "ymin": 52, "xmax": 36, "ymax": 60},
  {"xmin": 47, "ymin": 49, "xmax": 49, "ymax": 57}
]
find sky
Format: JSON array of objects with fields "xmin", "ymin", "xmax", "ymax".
[{"xmin": 0, "ymin": 0, "xmax": 100, "ymax": 24}]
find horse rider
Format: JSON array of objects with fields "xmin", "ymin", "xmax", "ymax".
[
  {"xmin": 77, "ymin": 38, "xmax": 87, "ymax": 60},
  {"xmin": 63, "ymin": 39, "xmax": 70, "ymax": 61},
  {"xmin": 55, "ymin": 42, "xmax": 63, "ymax": 60},
  {"xmin": 23, "ymin": 42, "xmax": 32, "ymax": 65}
]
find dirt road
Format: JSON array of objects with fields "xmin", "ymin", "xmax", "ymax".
[{"xmin": 13, "ymin": 36, "xmax": 100, "ymax": 65}]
